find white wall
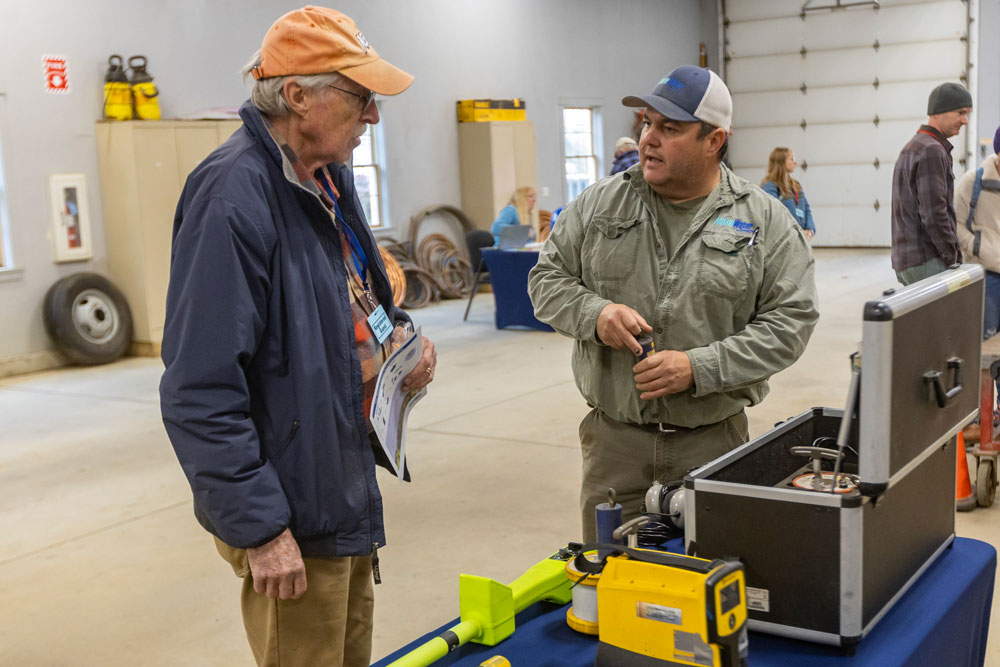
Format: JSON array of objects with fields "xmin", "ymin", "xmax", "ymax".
[
  {"xmin": 0, "ymin": 0, "xmax": 707, "ymax": 371},
  {"xmin": 978, "ymin": 0, "xmax": 999, "ymax": 161}
]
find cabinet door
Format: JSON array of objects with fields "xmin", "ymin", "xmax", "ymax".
[
  {"xmin": 217, "ymin": 121, "xmax": 243, "ymax": 144},
  {"xmin": 489, "ymin": 124, "xmax": 517, "ymax": 219},
  {"xmin": 458, "ymin": 122, "xmax": 496, "ymax": 230},
  {"xmin": 175, "ymin": 127, "xmax": 219, "ymax": 184},
  {"xmin": 132, "ymin": 127, "xmax": 183, "ymax": 342},
  {"xmin": 512, "ymin": 123, "xmax": 538, "ymax": 229}
]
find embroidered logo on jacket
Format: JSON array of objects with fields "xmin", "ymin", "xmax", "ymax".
[{"xmin": 713, "ymin": 216, "xmax": 755, "ymax": 233}]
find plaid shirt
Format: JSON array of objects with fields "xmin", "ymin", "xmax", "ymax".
[
  {"xmin": 265, "ymin": 120, "xmax": 389, "ymax": 423},
  {"xmin": 891, "ymin": 125, "xmax": 961, "ymax": 271}
]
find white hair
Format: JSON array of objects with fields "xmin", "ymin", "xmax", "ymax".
[{"xmin": 241, "ymin": 50, "xmax": 348, "ymax": 117}]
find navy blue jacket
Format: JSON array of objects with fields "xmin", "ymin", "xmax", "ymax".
[{"xmin": 160, "ymin": 101, "xmax": 409, "ymax": 557}]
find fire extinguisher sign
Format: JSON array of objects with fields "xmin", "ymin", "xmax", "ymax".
[{"xmin": 42, "ymin": 55, "xmax": 70, "ymax": 94}]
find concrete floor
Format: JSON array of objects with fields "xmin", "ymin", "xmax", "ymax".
[{"xmin": 0, "ymin": 248, "xmax": 996, "ymax": 666}]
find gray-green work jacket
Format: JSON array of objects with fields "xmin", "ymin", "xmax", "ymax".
[{"xmin": 528, "ymin": 164, "xmax": 819, "ymax": 428}]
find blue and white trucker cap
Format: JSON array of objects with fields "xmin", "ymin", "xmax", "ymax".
[{"xmin": 623, "ymin": 66, "xmax": 732, "ymax": 132}]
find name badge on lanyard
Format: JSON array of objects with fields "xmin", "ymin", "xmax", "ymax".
[
  {"xmin": 367, "ymin": 305, "xmax": 393, "ymax": 344},
  {"xmin": 795, "ymin": 207, "xmax": 805, "ymax": 219}
]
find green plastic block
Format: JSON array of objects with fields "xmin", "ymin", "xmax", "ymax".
[{"xmin": 459, "ymin": 574, "xmax": 515, "ymax": 646}]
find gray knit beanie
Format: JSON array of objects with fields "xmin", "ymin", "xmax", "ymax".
[{"xmin": 927, "ymin": 82, "xmax": 972, "ymax": 115}]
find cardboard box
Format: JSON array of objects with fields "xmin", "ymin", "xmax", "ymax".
[{"xmin": 457, "ymin": 98, "xmax": 526, "ymax": 122}]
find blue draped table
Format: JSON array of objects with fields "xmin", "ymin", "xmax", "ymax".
[
  {"xmin": 373, "ymin": 537, "xmax": 995, "ymax": 667},
  {"xmin": 480, "ymin": 248, "xmax": 553, "ymax": 331}
]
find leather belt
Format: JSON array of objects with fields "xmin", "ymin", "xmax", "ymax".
[{"xmin": 637, "ymin": 421, "xmax": 699, "ymax": 433}]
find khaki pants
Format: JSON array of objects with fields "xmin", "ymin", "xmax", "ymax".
[
  {"xmin": 215, "ymin": 538, "xmax": 374, "ymax": 667},
  {"xmin": 579, "ymin": 408, "xmax": 749, "ymax": 542}
]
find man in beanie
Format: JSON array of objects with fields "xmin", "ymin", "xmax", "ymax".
[
  {"xmin": 891, "ymin": 82, "xmax": 972, "ymax": 284},
  {"xmin": 529, "ymin": 66, "xmax": 818, "ymax": 541},
  {"xmin": 610, "ymin": 136, "xmax": 639, "ymax": 175},
  {"xmin": 160, "ymin": 7, "xmax": 437, "ymax": 666}
]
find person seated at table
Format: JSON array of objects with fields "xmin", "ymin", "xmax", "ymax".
[{"xmin": 490, "ymin": 186, "xmax": 537, "ymax": 244}]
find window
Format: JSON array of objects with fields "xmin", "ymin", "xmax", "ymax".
[
  {"xmin": 0, "ymin": 96, "xmax": 10, "ymax": 269},
  {"xmin": 353, "ymin": 121, "xmax": 385, "ymax": 228},
  {"xmin": 562, "ymin": 107, "xmax": 599, "ymax": 202}
]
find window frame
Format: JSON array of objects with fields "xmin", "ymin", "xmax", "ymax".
[
  {"xmin": 0, "ymin": 92, "xmax": 15, "ymax": 273},
  {"xmin": 351, "ymin": 106, "xmax": 389, "ymax": 229},
  {"xmin": 560, "ymin": 104, "xmax": 603, "ymax": 203}
]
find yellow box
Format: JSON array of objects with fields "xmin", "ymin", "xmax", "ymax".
[{"xmin": 457, "ymin": 98, "xmax": 526, "ymax": 122}]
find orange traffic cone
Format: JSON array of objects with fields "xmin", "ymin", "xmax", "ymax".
[{"xmin": 956, "ymin": 431, "xmax": 976, "ymax": 512}]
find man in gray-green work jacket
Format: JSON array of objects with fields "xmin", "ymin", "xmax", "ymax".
[{"xmin": 528, "ymin": 66, "xmax": 818, "ymax": 541}]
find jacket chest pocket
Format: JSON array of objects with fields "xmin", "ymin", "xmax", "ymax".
[
  {"xmin": 586, "ymin": 217, "xmax": 645, "ymax": 283},
  {"xmin": 696, "ymin": 233, "xmax": 750, "ymax": 300}
]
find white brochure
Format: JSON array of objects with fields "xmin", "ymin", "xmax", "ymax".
[{"xmin": 369, "ymin": 327, "xmax": 426, "ymax": 479}]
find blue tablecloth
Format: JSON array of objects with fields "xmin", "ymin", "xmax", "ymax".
[
  {"xmin": 373, "ymin": 537, "xmax": 995, "ymax": 667},
  {"xmin": 481, "ymin": 249, "xmax": 553, "ymax": 331}
]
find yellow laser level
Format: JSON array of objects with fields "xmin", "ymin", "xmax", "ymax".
[{"xmin": 572, "ymin": 546, "xmax": 747, "ymax": 667}]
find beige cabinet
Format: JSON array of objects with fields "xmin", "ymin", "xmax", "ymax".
[
  {"xmin": 95, "ymin": 120, "xmax": 243, "ymax": 355},
  {"xmin": 457, "ymin": 121, "xmax": 537, "ymax": 231}
]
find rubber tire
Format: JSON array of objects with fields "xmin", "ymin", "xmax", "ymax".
[
  {"xmin": 976, "ymin": 459, "xmax": 997, "ymax": 508},
  {"xmin": 43, "ymin": 272, "xmax": 133, "ymax": 365}
]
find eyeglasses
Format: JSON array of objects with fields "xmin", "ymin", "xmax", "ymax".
[{"xmin": 328, "ymin": 85, "xmax": 375, "ymax": 111}]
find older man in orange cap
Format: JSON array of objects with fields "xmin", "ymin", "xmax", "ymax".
[{"xmin": 160, "ymin": 7, "xmax": 436, "ymax": 666}]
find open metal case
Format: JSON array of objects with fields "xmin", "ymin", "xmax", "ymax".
[{"xmin": 684, "ymin": 265, "xmax": 984, "ymax": 649}]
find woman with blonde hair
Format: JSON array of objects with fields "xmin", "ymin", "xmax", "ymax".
[
  {"xmin": 490, "ymin": 186, "xmax": 538, "ymax": 244},
  {"xmin": 761, "ymin": 147, "xmax": 816, "ymax": 239}
]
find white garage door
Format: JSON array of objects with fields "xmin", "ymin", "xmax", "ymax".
[{"xmin": 723, "ymin": 0, "xmax": 976, "ymax": 246}]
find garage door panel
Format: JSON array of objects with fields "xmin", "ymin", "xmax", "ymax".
[
  {"xmin": 733, "ymin": 88, "xmax": 879, "ymax": 127},
  {"xmin": 731, "ymin": 125, "xmax": 881, "ymax": 168},
  {"xmin": 724, "ymin": 0, "xmax": 969, "ymax": 245},
  {"xmin": 741, "ymin": 168, "xmax": 767, "ymax": 189},
  {"xmin": 726, "ymin": 55, "xmax": 801, "ymax": 93},
  {"xmin": 876, "ymin": 2, "xmax": 966, "ymax": 42},
  {"xmin": 727, "ymin": 0, "xmax": 963, "ymax": 49},
  {"xmin": 730, "ymin": 123, "xmax": 966, "ymax": 172},
  {"xmin": 725, "ymin": 0, "xmax": 803, "ymax": 23},
  {"xmin": 873, "ymin": 121, "xmax": 930, "ymax": 162},
  {"xmin": 872, "ymin": 42, "xmax": 965, "ymax": 81},
  {"xmin": 727, "ymin": 0, "xmax": 962, "ymax": 24},
  {"xmin": 874, "ymin": 82, "xmax": 947, "ymax": 119},
  {"xmin": 795, "ymin": 166, "xmax": 886, "ymax": 206},
  {"xmin": 729, "ymin": 128, "xmax": 807, "ymax": 168},
  {"xmin": 730, "ymin": 168, "xmax": 890, "ymax": 245},
  {"xmin": 873, "ymin": 123, "xmax": 968, "ymax": 171},
  {"xmin": 733, "ymin": 80, "xmax": 955, "ymax": 128},
  {"xmin": 813, "ymin": 206, "xmax": 891, "ymax": 246},
  {"xmin": 727, "ymin": 17, "xmax": 804, "ymax": 58},
  {"xmin": 729, "ymin": 41, "xmax": 964, "ymax": 94}
]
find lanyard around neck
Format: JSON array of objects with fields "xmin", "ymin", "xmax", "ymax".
[{"xmin": 318, "ymin": 175, "xmax": 371, "ymax": 291}]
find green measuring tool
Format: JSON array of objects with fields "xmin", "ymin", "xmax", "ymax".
[{"xmin": 387, "ymin": 543, "xmax": 583, "ymax": 667}]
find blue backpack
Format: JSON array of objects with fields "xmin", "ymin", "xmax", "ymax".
[{"xmin": 964, "ymin": 166, "xmax": 1000, "ymax": 257}]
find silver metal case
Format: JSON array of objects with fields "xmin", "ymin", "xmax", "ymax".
[{"xmin": 684, "ymin": 265, "xmax": 984, "ymax": 648}]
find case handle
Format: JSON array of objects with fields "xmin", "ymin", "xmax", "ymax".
[{"xmin": 923, "ymin": 357, "xmax": 963, "ymax": 408}]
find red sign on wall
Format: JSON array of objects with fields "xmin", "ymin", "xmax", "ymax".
[{"xmin": 43, "ymin": 55, "xmax": 70, "ymax": 94}]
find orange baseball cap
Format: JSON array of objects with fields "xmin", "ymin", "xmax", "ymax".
[{"xmin": 251, "ymin": 6, "xmax": 413, "ymax": 96}]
